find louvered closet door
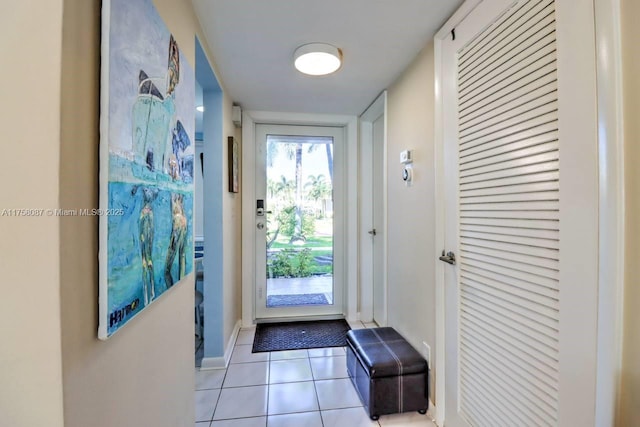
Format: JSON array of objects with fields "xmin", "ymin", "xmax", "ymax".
[
  {"xmin": 441, "ymin": 0, "xmax": 599, "ymax": 426},
  {"xmin": 459, "ymin": 1, "xmax": 560, "ymax": 425}
]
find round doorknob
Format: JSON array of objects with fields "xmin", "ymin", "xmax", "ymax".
[{"xmin": 257, "ymin": 222, "xmax": 264, "ymax": 230}]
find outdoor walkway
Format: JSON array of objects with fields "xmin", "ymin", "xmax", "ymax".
[{"xmin": 267, "ymin": 276, "xmax": 333, "ymax": 304}]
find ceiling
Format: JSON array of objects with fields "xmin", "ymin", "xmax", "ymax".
[{"xmin": 192, "ymin": 0, "xmax": 463, "ymax": 116}]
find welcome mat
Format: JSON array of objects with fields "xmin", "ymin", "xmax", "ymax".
[
  {"xmin": 266, "ymin": 293, "xmax": 329, "ymax": 307},
  {"xmin": 252, "ymin": 319, "xmax": 351, "ymax": 353}
]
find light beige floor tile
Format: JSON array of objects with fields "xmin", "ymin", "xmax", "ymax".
[
  {"xmin": 210, "ymin": 416, "xmax": 267, "ymax": 427},
  {"xmin": 315, "ymin": 378, "xmax": 362, "ymax": 410},
  {"xmin": 196, "ymin": 369, "xmax": 226, "ymax": 390},
  {"xmin": 267, "ymin": 411, "xmax": 323, "ymax": 427},
  {"xmin": 236, "ymin": 329, "xmax": 256, "ymax": 345},
  {"xmin": 378, "ymin": 411, "xmax": 436, "ymax": 426},
  {"xmin": 268, "ymin": 381, "xmax": 319, "ymax": 415},
  {"xmin": 308, "ymin": 347, "xmax": 346, "ymax": 358},
  {"xmin": 310, "ymin": 355, "xmax": 349, "ymax": 380},
  {"xmin": 269, "ymin": 359, "xmax": 313, "ymax": 383},
  {"xmin": 223, "ymin": 362, "xmax": 269, "ymax": 388},
  {"xmin": 230, "ymin": 345, "xmax": 269, "ymax": 364},
  {"xmin": 213, "ymin": 386, "xmax": 268, "ymax": 420},
  {"xmin": 269, "ymin": 349, "xmax": 308, "ymax": 360},
  {"xmin": 321, "ymin": 407, "xmax": 380, "ymax": 427},
  {"xmin": 195, "ymin": 389, "xmax": 220, "ymax": 422}
]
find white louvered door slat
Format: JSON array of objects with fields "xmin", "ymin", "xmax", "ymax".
[
  {"xmin": 460, "ymin": 123, "xmax": 558, "ymax": 158},
  {"xmin": 452, "ymin": 1, "xmax": 561, "ymax": 425},
  {"xmin": 443, "ymin": 0, "xmax": 600, "ymax": 424}
]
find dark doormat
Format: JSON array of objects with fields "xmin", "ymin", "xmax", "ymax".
[
  {"xmin": 266, "ymin": 293, "xmax": 329, "ymax": 307},
  {"xmin": 252, "ymin": 319, "xmax": 351, "ymax": 353}
]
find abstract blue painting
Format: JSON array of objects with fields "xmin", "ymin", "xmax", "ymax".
[{"xmin": 99, "ymin": 0, "xmax": 195, "ymax": 339}]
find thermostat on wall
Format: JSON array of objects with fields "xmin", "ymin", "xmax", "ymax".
[
  {"xmin": 232, "ymin": 105, "xmax": 242, "ymax": 128},
  {"xmin": 400, "ymin": 150, "xmax": 412, "ymax": 164}
]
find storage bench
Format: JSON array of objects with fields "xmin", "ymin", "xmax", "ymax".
[{"xmin": 346, "ymin": 327, "xmax": 429, "ymax": 420}]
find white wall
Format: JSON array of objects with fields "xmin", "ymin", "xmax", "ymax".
[
  {"xmin": 222, "ymin": 112, "xmax": 242, "ymax": 348},
  {"xmin": 385, "ymin": 42, "xmax": 437, "ymax": 396},
  {"xmin": 0, "ymin": 2, "xmax": 65, "ymax": 426}
]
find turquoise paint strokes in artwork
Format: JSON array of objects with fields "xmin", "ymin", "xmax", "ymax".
[{"xmin": 107, "ymin": 180, "xmax": 193, "ymax": 336}]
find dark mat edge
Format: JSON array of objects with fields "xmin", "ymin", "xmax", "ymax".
[{"xmin": 251, "ymin": 319, "xmax": 351, "ymax": 353}]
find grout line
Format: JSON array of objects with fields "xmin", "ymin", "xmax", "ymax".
[
  {"xmin": 208, "ymin": 361, "xmax": 230, "ymax": 423},
  {"xmin": 265, "ymin": 350, "xmax": 271, "ymax": 421},
  {"xmin": 309, "ymin": 355, "xmax": 325, "ymax": 427},
  {"xmin": 210, "ymin": 414, "xmax": 267, "ymax": 423}
]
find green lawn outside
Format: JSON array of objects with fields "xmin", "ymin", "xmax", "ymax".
[{"xmin": 270, "ymin": 235, "xmax": 333, "ymax": 249}]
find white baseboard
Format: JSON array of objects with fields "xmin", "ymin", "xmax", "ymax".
[
  {"xmin": 200, "ymin": 320, "xmax": 242, "ymax": 370},
  {"xmin": 200, "ymin": 356, "xmax": 225, "ymax": 370},
  {"xmin": 428, "ymin": 400, "xmax": 441, "ymax": 426},
  {"xmin": 224, "ymin": 320, "xmax": 242, "ymax": 365},
  {"xmin": 347, "ymin": 312, "xmax": 360, "ymax": 323}
]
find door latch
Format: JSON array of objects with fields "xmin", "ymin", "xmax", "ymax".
[{"xmin": 439, "ymin": 250, "xmax": 456, "ymax": 265}]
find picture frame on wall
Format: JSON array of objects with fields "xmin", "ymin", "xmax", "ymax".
[
  {"xmin": 228, "ymin": 136, "xmax": 239, "ymax": 193},
  {"xmin": 98, "ymin": 0, "xmax": 195, "ymax": 339}
]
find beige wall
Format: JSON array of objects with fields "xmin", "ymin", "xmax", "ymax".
[
  {"xmin": 58, "ymin": 1, "xmax": 240, "ymax": 426},
  {"xmin": 224, "ymin": 123, "xmax": 243, "ymax": 344},
  {"xmin": 619, "ymin": 0, "xmax": 640, "ymax": 424},
  {"xmin": 0, "ymin": 2, "xmax": 65, "ymax": 427},
  {"xmin": 386, "ymin": 42, "xmax": 437, "ymax": 397}
]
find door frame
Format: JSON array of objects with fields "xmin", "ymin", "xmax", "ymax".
[
  {"xmin": 433, "ymin": 0, "xmax": 624, "ymax": 425},
  {"xmin": 359, "ymin": 91, "xmax": 388, "ymax": 324},
  {"xmin": 241, "ymin": 110, "xmax": 359, "ymax": 326},
  {"xmin": 253, "ymin": 123, "xmax": 346, "ymax": 320}
]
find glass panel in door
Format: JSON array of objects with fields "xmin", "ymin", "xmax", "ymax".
[
  {"xmin": 266, "ymin": 134, "xmax": 333, "ymax": 307},
  {"xmin": 255, "ymin": 124, "xmax": 344, "ymax": 319}
]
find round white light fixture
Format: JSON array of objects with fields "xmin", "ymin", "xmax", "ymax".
[
  {"xmin": 196, "ymin": 105, "xmax": 204, "ymax": 112},
  {"xmin": 294, "ymin": 43, "xmax": 342, "ymax": 76}
]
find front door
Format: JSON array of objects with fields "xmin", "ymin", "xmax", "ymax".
[
  {"xmin": 372, "ymin": 114, "xmax": 386, "ymax": 326},
  {"xmin": 441, "ymin": 0, "xmax": 599, "ymax": 425},
  {"xmin": 255, "ymin": 124, "xmax": 345, "ymax": 319}
]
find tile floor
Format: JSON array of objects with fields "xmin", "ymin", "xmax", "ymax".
[{"xmin": 194, "ymin": 321, "xmax": 437, "ymax": 427}]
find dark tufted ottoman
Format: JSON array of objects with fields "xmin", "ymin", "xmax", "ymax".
[{"xmin": 346, "ymin": 327, "xmax": 429, "ymax": 420}]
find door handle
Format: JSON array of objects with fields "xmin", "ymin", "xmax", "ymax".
[
  {"xmin": 368, "ymin": 229, "xmax": 377, "ymax": 236},
  {"xmin": 439, "ymin": 250, "xmax": 456, "ymax": 265}
]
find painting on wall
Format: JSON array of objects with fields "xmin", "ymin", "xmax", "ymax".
[
  {"xmin": 99, "ymin": 0, "xmax": 195, "ymax": 339},
  {"xmin": 228, "ymin": 136, "xmax": 239, "ymax": 193}
]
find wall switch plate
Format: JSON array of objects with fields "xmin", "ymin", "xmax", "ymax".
[{"xmin": 422, "ymin": 341, "xmax": 431, "ymax": 368}]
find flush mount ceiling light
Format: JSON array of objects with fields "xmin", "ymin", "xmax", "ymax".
[{"xmin": 294, "ymin": 43, "xmax": 342, "ymax": 76}]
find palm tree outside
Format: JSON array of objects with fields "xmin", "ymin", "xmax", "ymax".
[{"xmin": 264, "ymin": 135, "xmax": 334, "ymax": 307}]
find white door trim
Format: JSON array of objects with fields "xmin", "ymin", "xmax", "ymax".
[
  {"xmin": 359, "ymin": 91, "xmax": 387, "ymax": 324},
  {"xmin": 593, "ymin": 0, "xmax": 625, "ymax": 424},
  {"xmin": 433, "ymin": 3, "xmax": 481, "ymax": 423},
  {"xmin": 433, "ymin": 0, "xmax": 625, "ymax": 425},
  {"xmin": 241, "ymin": 110, "xmax": 358, "ymax": 327}
]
